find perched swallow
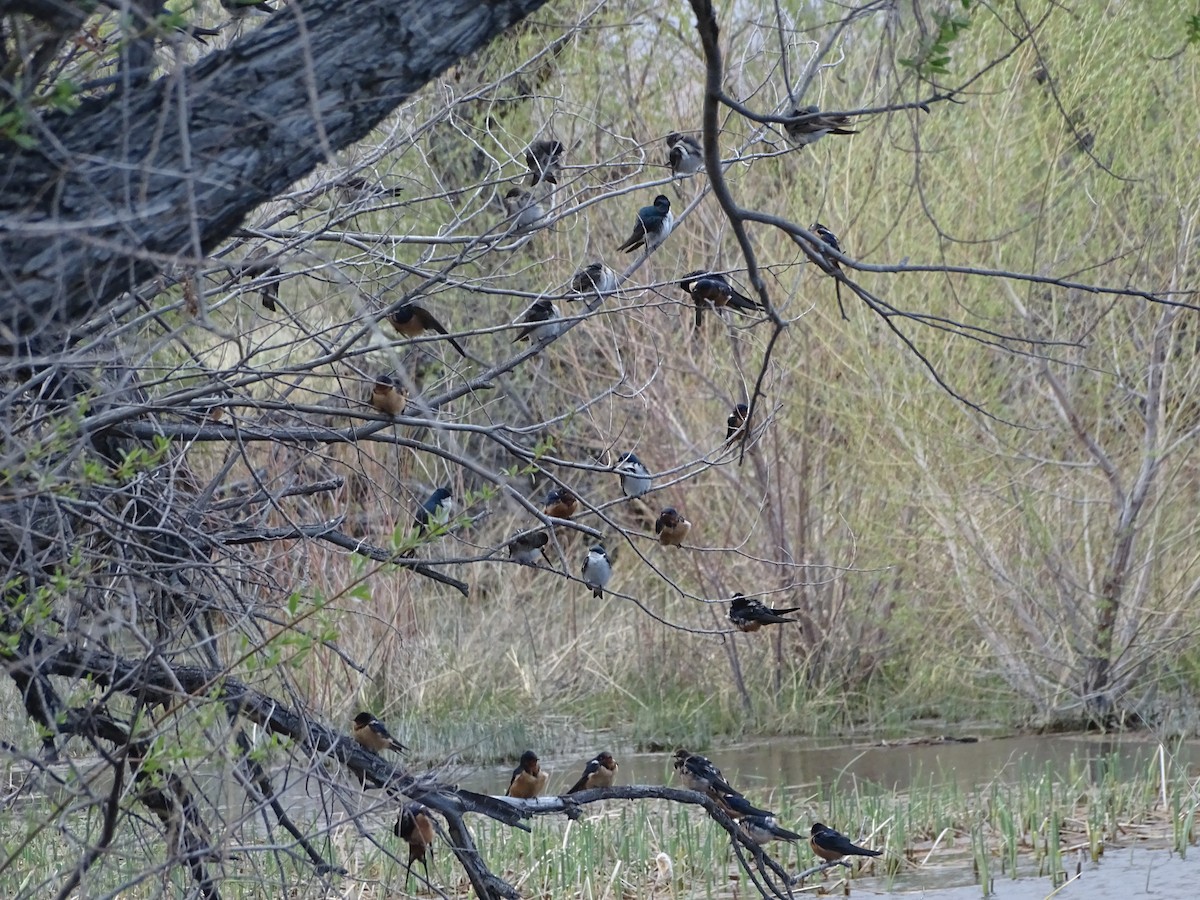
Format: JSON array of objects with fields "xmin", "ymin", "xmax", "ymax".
[
  {"xmin": 617, "ymin": 194, "xmax": 673, "ymax": 253},
  {"xmin": 513, "ymin": 298, "xmax": 562, "ymax": 343},
  {"xmin": 785, "ymin": 105, "xmax": 858, "ymax": 147},
  {"xmin": 810, "ymin": 222, "xmax": 848, "ymax": 320},
  {"xmin": 370, "ymin": 376, "xmax": 407, "ymax": 417},
  {"xmin": 414, "ymin": 487, "xmax": 454, "ymax": 533},
  {"xmin": 728, "ymin": 593, "xmax": 802, "ymax": 632},
  {"xmin": 666, "ymin": 132, "xmax": 704, "ymax": 176},
  {"xmin": 394, "ymin": 802, "xmax": 436, "ymax": 884},
  {"xmin": 615, "ymin": 452, "xmax": 652, "ymax": 498},
  {"xmin": 809, "ymin": 822, "xmax": 882, "ymax": 861},
  {"xmin": 566, "ymin": 751, "xmax": 618, "ymax": 793},
  {"xmin": 655, "ymin": 507, "xmax": 691, "ymax": 548},
  {"xmin": 741, "ymin": 815, "xmax": 803, "ymax": 846},
  {"xmin": 387, "ymin": 303, "xmax": 468, "ymax": 357},
  {"xmin": 352, "ymin": 712, "xmax": 408, "ymax": 754},
  {"xmin": 231, "ymin": 245, "xmax": 281, "ymax": 311},
  {"xmin": 679, "ymin": 271, "xmax": 762, "ymax": 331},
  {"xmin": 506, "ymin": 749, "xmax": 549, "ymax": 799},
  {"xmin": 543, "ymin": 486, "xmax": 578, "ymax": 520},
  {"xmin": 726, "ymin": 403, "xmax": 749, "ymax": 442},
  {"xmin": 715, "ymin": 790, "xmax": 775, "ymax": 820},
  {"xmin": 508, "ymin": 530, "xmax": 549, "ymax": 566},
  {"xmin": 673, "ymin": 749, "xmax": 739, "ymax": 797},
  {"xmin": 525, "ymin": 139, "xmax": 565, "ymax": 186},
  {"xmin": 503, "ymin": 188, "xmax": 546, "ymax": 232},
  {"xmin": 571, "ymin": 262, "xmax": 618, "ymax": 297},
  {"xmin": 582, "ymin": 546, "xmax": 612, "ymax": 599}
]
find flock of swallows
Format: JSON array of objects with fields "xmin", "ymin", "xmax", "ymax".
[{"xmin": 352, "ymin": 712, "xmax": 880, "ymax": 884}]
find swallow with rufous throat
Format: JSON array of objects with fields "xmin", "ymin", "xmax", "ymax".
[
  {"xmin": 728, "ymin": 593, "xmax": 802, "ymax": 632},
  {"xmin": 679, "ymin": 271, "xmax": 762, "ymax": 331},
  {"xmin": 566, "ymin": 751, "xmax": 618, "ymax": 793},
  {"xmin": 352, "ymin": 712, "xmax": 408, "ymax": 754},
  {"xmin": 726, "ymin": 403, "xmax": 749, "ymax": 442},
  {"xmin": 370, "ymin": 375, "xmax": 406, "ymax": 417},
  {"xmin": 543, "ymin": 487, "xmax": 578, "ymax": 520},
  {"xmin": 506, "ymin": 749, "xmax": 549, "ymax": 799},
  {"xmin": 394, "ymin": 802, "xmax": 436, "ymax": 884},
  {"xmin": 387, "ymin": 303, "xmax": 467, "ymax": 356},
  {"xmin": 655, "ymin": 507, "xmax": 691, "ymax": 547},
  {"xmin": 809, "ymin": 822, "xmax": 883, "ymax": 862},
  {"xmin": 714, "ymin": 790, "xmax": 774, "ymax": 820}
]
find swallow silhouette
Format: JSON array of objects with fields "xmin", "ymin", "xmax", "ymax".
[
  {"xmin": 726, "ymin": 403, "xmax": 749, "ymax": 442},
  {"xmin": 811, "ymin": 221, "xmax": 848, "ymax": 320}
]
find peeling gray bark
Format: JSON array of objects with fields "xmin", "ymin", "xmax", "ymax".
[{"xmin": 0, "ymin": 0, "xmax": 552, "ymax": 342}]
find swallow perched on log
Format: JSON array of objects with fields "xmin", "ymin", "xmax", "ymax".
[
  {"xmin": 810, "ymin": 221, "xmax": 848, "ymax": 320},
  {"xmin": 513, "ymin": 298, "xmax": 562, "ymax": 343},
  {"xmin": 679, "ymin": 271, "xmax": 762, "ymax": 331},
  {"xmin": 728, "ymin": 593, "xmax": 802, "ymax": 632},
  {"xmin": 506, "ymin": 749, "xmax": 549, "ymax": 799},
  {"xmin": 582, "ymin": 545, "xmax": 612, "ymax": 598},
  {"xmin": 525, "ymin": 139, "xmax": 565, "ymax": 186},
  {"xmin": 503, "ymin": 188, "xmax": 546, "ymax": 232},
  {"xmin": 726, "ymin": 403, "xmax": 749, "ymax": 442},
  {"xmin": 809, "ymin": 823, "xmax": 883, "ymax": 861},
  {"xmin": 617, "ymin": 194, "xmax": 673, "ymax": 253},
  {"xmin": 666, "ymin": 132, "xmax": 703, "ymax": 176},
  {"xmin": 655, "ymin": 507, "xmax": 691, "ymax": 547},
  {"xmin": 543, "ymin": 487, "xmax": 578, "ymax": 520},
  {"xmin": 414, "ymin": 487, "xmax": 453, "ymax": 534},
  {"xmin": 387, "ymin": 303, "xmax": 468, "ymax": 356},
  {"xmin": 352, "ymin": 712, "xmax": 408, "ymax": 754},
  {"xmin": 741, "ymin": 815, "xmax": 804, "ymax": 846},
  {"xmin": 615, "ymin": 452, "xmax": 652, "ymax": 498},
  {"xmin": 714, "ymin": 790, "xmax": 775, "ymax": 820},
  {"xmin": 571, "ymin": 262, "xmax": 618, "ymax": 298},
  {"xmin": 508, "ymin": 530, "xmax": 549, "ymax": 567},
  {"xmin": 785, "ymin": 105, "xmax": 858, "ymax": 147},
  {"xmin": 394, "ymin": 803, "xmax": 436, "ymax": 884},
  {"xmin": 673, "ymin": 749, "xmax": 739, "ymax": 797},
  {"xmin": 567, "ymin": 751, "xmax": 618, "ymax": 793},
  {"xmin": 369, "ymin": 375, "xmax": 407, "ymax": 417}
]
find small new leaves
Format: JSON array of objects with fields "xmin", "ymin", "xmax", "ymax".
[{"xmin": 900, "ymin": 2, "xmax": 973, "ymax": 77}]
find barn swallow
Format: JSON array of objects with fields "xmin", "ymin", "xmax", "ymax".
[
  {"xmin": 512, "ymin": 298, "xmax": 562, "ymax": 343},
  {"xmin": 672, "ymin": 749, "xmax": 739, "ymax": 797},
  {"xmin": 525, "ymin": 139, "xmax": 565, "ymax": 186},
  {"xmin": 352, "ymin": 712, "xmax": 408, "ymax": 754},
  {"xmin": 785, "ymin": 105, "xmax": 858, "ymax": 147},
  {"xmin": 655, "ymin": 507, "xmax": 691, "ymax": 547},
  {"xmin": 728, "ymin": 593, "xmax": 802, "ymax": 632},
  {"xmin": 369, "ymin": 376, "xmax": 407, "ymax": 417},
  {"xmin": 679, "ymin": 271, "xmax": 762, "ymax": 331},
  {"xmin": 506, "ymin": 749, "xmax": 549, "ymax": 799},
  {"xmin": 714, "ymin": 790, "xmax": 775, "ymax": 820},
  {"xmin": 566, "ymin": 751, "xmax": 618, "ymax": 793},
  {"xmin": 582, "ymin": 546, "xmax": 612, "ymax": 598},
  {"xmin": 741, "ymin": 815, "xmax": 803, "ymax": 846},
  {"xmin": 231, "ymin": 245, "xmax": 281, "ymax": 311},
  {"xmin": 414, "ymin": 487, "xmax": 453, "ymax": 533},
  {"xmin": 811, "ymin": 221, "xmax": 848, "ymax": 320},
  {"xmin": 571, "ymin": 262, "xmax": 618, "ymax": 297},
  {"xmin": 666, "ymin": 132, "xmax": 704, "ymax": 176},
  {"xmin": 809, "ymin": 823, "xmax": 882, "ymax": 861},
  {"xmin": 726, "ymin": 403, "xmax": 749, "ymax": 442},
  {"xmin": 387, "ymin": 303, "xmax": 468, "ymax": 356},
  {"xmin": 503, "ymin": 188, "xmax": 546, "ymax": 232},
  {"xmin": 617, "ymin": 194, "xmax": 673, "ymax": 253},
  {"xmin": 615, "ymin": 452, "xmax": 652, "ymax": 498},
  {"xmin": 394, "ymin": 802, "xmax": 436, "ymax": 884},
  {"xmin": 543, "ymin": 486, "xmax": 578, "ymax": 520},
  {"xmin": 508, "ymin": 530, "xmax": 550, "ymax": 566}
]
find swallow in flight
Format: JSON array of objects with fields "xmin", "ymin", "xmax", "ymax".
[
  {"xmin": 370, "ymin": 375, "xmax": 407, "ymax": 417},
  {"xmin": 582, "ymin": 545, "xmax": 612, "ymax": 598},
  {"xmin": 513, "ymin": 298, "xmax": 562, "ymax": 343},
  {"xmin": 571, "ymin": 262, "xmax": 618, "ymax": 297},
  {"xmin": 741, "ymin": 815, "xmax": 803, "ymax": 846},
  {"xmin": 615, "ymin": 452, "xmax": 652, "ymax": 498},
  {"xmin": 503, "ymin": 188, "xmax": 546, "ymax": 232},
  {"xmin": 785, "ymin": 105, "xmax": 858, "ymax": 147},
  {"xmin": 543, "ymin": 486, "xmax": 578, "ymax": 520},
  {"xmin": 352, "ymin": 711, "xmax": 408, "ymax": 754},
  {"xmin": 394, "ymin": 802, "xmax": 436, "ymax": 884},
  {"xmin": 679, "ymin": 271, "xmax": 762, "ymax": 331},
  {"xmin": 508, "ymin": 530, "xmax": 550, "ymax": 567},
  {"xmin": 726, "ymin": 403, "xmax": 749, "ymax": 442},
  {"xmin": 525, "ymin": 139, "xmax": 565, "ymax": 186},
  {"xmin": 655, "ymin": 507, "xmax": 691, "ymax": 547},
  {"xmin": 666, "ymin": 132, "xmax": 703, "ymax": 176},
  {"xmin": 506, "ymin": 749, "xmax": 549, "ymax": 799},
  {"xmin": 809, "ymin": 822, "xmax": 882, "ymax": 862},
  {"xmin": 414, "ymin": 487, "xmax": 453, "ymax": 534},
  {"xmin": 728, "ymin": 593, "xmax": 802, "ymax": 632},
  {"xmin": 811, "ymin": 221, "xmax": 848, "ymax": 320},
  {"xmin": 567, "ymin": 751, "xmax": 618, "ymax": 793},
  {"xmin": 617, "ymin": 194, "xmax": 673, "ymax": 253},
  {"xmin": 387, "ymin": 303, "xmax": 467, "ymax": 356},
  {"xmin": 673, "ymin": 749, "xmax": 739, "ymax": 797}
]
